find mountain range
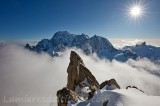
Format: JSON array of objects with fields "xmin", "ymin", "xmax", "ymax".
[{"xmin": 25, "ymin": 31, "xmax": 160, "ymax": 63}]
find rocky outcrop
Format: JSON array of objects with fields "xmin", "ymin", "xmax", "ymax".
[
  {"xmin": 67, "ymin": 51, "xmax": 99, "ymax": 98},
  {"xmin": 103, "ymin": 100, "xmax": 109, "ymax": 106},
  {"xmin": 100, "ymin": 79, "xmax": 120, "ymax": 90},
  {"xmin": 67, "ymin": 51, "xmax": 99, "ymax": 90},
  {"xmin": 123, "ymin": 50, "xmax": 137, "ymax": 59},
  {"xmin": 126, "ymin": 86, "xmax": 144, "ymax": 93},
  {"xmin": 57, "ymin": 51, "xmax": 100, "ymax": 106},
  {"xmin": 57, "ymin": 87, "xmax": 79, "ymax": 106},
  {"xmin": 25, "ymin": 43, "xmax": 32, "ymax": 50},
  {"xmin": 56, "ymin": 51, "xmax": 121, "ymax": 106},
  {"xmin": 136, "ymin": 41, "xmax": 146, "ymax": 47}
]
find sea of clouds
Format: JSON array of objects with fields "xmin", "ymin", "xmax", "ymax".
[
  {"xmin": 110, "ymin": 39, "xmax": 160, "ymax": 49},
  {"xmin": 0, "ymin": 42, "xmax": 160, "ymax": 106}
]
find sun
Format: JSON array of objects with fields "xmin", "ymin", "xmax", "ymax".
[
  {"xmin": 130, "ymin": 6, "xmax": 142, "ymax": 17},
  {"xmin": 125, "ymin": 0, "xmax": 147, "ymax": 22}
]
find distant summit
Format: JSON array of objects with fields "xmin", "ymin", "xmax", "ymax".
[
  {"xmin": 25, "ymin": 31, "xmax": 118, "ymax": 59},
  {"xmin": 25, "ymin": 31, "xmax": 160, "ymax": 62}
]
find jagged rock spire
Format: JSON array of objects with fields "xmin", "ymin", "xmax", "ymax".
[
  {"xmin": 56, "ymin": 51, "xmax": 121, "ymax": 106},
  {"xmin": 57, "ymin": 51, "xmax": 100, "ymax": 106},
  {"xmin": 67, "ymin": 51, "xmax": 99, "ymax": 91}
]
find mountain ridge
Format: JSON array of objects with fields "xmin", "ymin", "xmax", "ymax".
[
  {"xmin": 25, "ymin": 31, "xmax": 160, "ymax": 63},
  {"xmin": 25, "ymin": 31, "xmax": 118, "ymax": 58}
]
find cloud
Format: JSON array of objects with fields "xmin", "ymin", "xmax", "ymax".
[
  {"xmin": 110, "ymin": 39, "xmax": 160, "ymax": 49},
  {"xmin": 78, "ymin": 52, "xmax": 160, "ymax": 96},
  {"xmin": 121, "ymin": 39, "xmax": 144, "ymax": 46},
  {"xmin": 0, "ymin": 43, "xmax": 160, "ymax": 106},
  {"xmin": 127, "ymin": 58, "xmax": 160, "ymax": 76},
  {"xmin": 0, "ymin": 44, "xmax": 69, "ymax": 106},
  {"xmin": 109, "ymin": 39, "xmax": 145, "ymax": 49}
]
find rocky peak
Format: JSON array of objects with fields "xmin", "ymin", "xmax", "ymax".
[
  {"xmin": 89, "ymin": 35, "xmax": 116, "ymax": 53},
  {"xmin": 54, "ymin": 31, "xmax": 70, "ymax": 36},
  {"xmin": 80, "ymin": 33, "xmax": 89, "ymax": 38},
  {"xmin": 51, "ymin": 31, "xmax": 73, "ymax": 40},
  {"xmin": 50, "ymin": 31, "xmax": 74, "ymax": 48},
  {"xmin": 136, "ymin": 41, "xmax": 146, "ymax": 47},
  {"xmin": 25, "ymin": 43, "xmax": 32, "ymax": 50},
  {"xmin": 57, "ymin": 51, "xmax": 100, "ymax": 105},
  {"xmin": 100, "ymin": 79, "xmax": 120, "ymax": 90},
  {"xmin": 67, "ymin": 51, "xmax": 99, "ymax": 92},
  {"xmin": 57, "ymin": 51, "xmax": 121, "ymax": 106},
  {"xmin": 69, "ymin": 51, "xmax": 84, "ymax": 66}
]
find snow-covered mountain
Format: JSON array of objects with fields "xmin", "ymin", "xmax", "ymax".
[
  {"xmin": 122, "ymin": 42, "xmax": 160, "ymax": 63},
  {"xmin": 25, "ymin": 31, "xmax": 117, "ymax": 58},
  {"xmin": 25, "ymin": 31, "xmax": 160, "ymax": 63}
]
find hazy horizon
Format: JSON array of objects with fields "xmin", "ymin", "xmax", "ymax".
[{"xmin": 1, "ymin": 38, "xmax": 160, "ymax": 48}]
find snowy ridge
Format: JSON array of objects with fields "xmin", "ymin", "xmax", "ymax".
[
  {"xmin": 26, "ymin": 31, "xmax": 117, "ymax": 58},
  {"xmin": 70, "ymin": 88, "xmax": 160, "ymax": 106},
  {"xmin": 123, "ymin": 43, "xmax": 160, "ymax": 62},
  {"xmin": 25, "ymin": 31, "xmax": 160, "ymax": 63}
]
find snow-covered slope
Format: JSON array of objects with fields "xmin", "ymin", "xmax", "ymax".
[
  {"xmin": 70, "ymin": 88, "xmax": 160, "ymax": 106},
  {"xmin": 122, "ymin": 42, "xmax": 160, "ymax": 63}
]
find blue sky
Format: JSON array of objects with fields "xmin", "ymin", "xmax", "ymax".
[{"xmin": 0, "ymin": 0, "xmax": 160, "ymax": 40}]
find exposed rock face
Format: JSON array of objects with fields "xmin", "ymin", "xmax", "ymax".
[
  {"xmin": 126, "ymin": 86, "xmax": 144, "ymax": 93},
  {"xmin": 56, "ymin": 51, "xmax": 121, "ymax": 106},
  {"xmin": 57, "ymin": 87, "xmax": 79, "ymax": 106},
  {"xmin": 103, "ymin": 100, "xmax": 109, "ymax": 106},
  {"xmin": 67, "ymin": 51, "xmax": 99, "ymax": 95},
  {"xmin": 57, "ymin": 51, "xmax": 100, "ymax": 106},
  {"xmin": 25, "ymin": 43, "xmax": 32, "ymax": 50},
  {"xmin": 136, "ymin": 41, "xmax": 146, "ymax": 47},
  {"xmin": 100, "ymin": 79, "xmax": 120, "ymax": 90}
]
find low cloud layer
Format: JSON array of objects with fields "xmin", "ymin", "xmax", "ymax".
[
  {"xmin": 0, "ymin": 43, "xmax": 160, "ymax": 106},
  {"xmin": 110, "ymin": 39, "xmax": 160, "ymax": 49}
]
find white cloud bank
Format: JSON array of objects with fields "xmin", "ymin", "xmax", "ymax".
[
  {"xmin": 0, "ymin": 43, "xmax": 160, "ymax": 106},
  {"xmin": 109, "ymin": 39, "xmax": 160, "ymax": 49}
]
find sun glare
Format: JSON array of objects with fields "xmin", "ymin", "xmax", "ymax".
[
  {"xmin": 130, "ymin": 6, "xmax": 141, "ymax": 17},
  {"xmin": 125, "ymin": 0, "xmax": 147, "ymax": 22}
]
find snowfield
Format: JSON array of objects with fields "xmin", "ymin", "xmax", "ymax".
[{"xmin": 71, "ymin": 88, "xmax": 160, "ymax": 106}]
